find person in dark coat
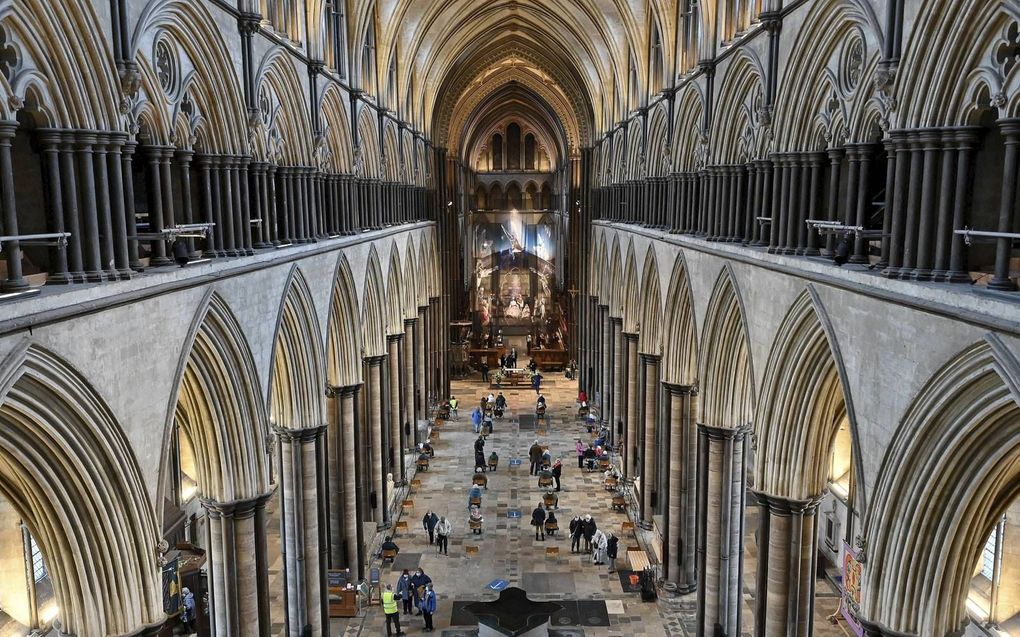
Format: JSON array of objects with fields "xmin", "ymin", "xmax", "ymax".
[
  {"xmin": 569, "ymin": 516, "xmax": 584, "ymax": 553},
  {"xmin": 528, "ymin": 441, "xmax": 543, "ymax": 476},
  {"xmin": 422, "ymin": 510, "xmax": 439, "ymax": 545},
  {"xmin": 474, "ymin": 435, "xmax": 485, "ymax": 454},
  {"xmin": 551, "ymin": 459, "xmax": 562, "ymax": 491},
  {"xmin": 531, "ymin": 504, "xmax": 547, "ymax": 541},
  {"xmin": 582, "ymin": 515, "xmax": 597, "ymax": 552},
  {"xmin": 410, "ymin": 568, "xmax": 432, "ymax": 615},
  {"xmin": 607, "ymin": 534, "xmax": 620, "ymax": 573},
  {"xmin": 474, "ymin": 450, "xmax": 486, "ymax": 472},
  {"xmin": 395, "ymin": 570, "xmax": 414, "ymax": 614}
]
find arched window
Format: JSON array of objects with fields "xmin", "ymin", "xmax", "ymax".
[
  {"xmin": 524, "ymin": 183, "xmax": 538, "ymax": 209},
  {"xmin": 361, "ymin": 19, "xmax": 377, "ymax": 94},
  {"xmin": 506, "ymin": 183, "xmax": 522, "ymax": 209},
  {"xmin": 524, "ymin": 134, "xmax": 536, "ymax": 170},
  {"xmin": 475, "ymin": 186, "xmax": 488, "ymax": 210},
  {"xmin": 650, "ymin": 23, "xmax": 665, "ymax": 93},
  {"xmin": 492, "ymin": 134, "xmax": 503, "ymax": 170},
  {"xmin": 541, "ymin": 183, "xmax": 553, "ymax": 209},
  {"xmin": 628, "ymin": 54, "xmax": 640, "ymax": 111},
  {"xmin": 680, "ymin": 0, "xmax": 700, "ymax": 74},
  {"xmin": 489, "ymin": 184, "xmax": 505, "ymax": 209},
  {"xmin": 507, "ymin": 123, "xmax": 522, "ymax": 170}
]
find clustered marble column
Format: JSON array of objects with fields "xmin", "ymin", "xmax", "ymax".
[
  {"xmin": 326, "ymin": 385, "xmax": 363, "ymax": 579},
  {"xmin": 752, "ymin": 492, "xmax": 822, "ymax": 637},
  {"xmin": 611, "ymin": 317, "xmax": 625, "ymax": 458},
  {"xmin": 416, "ymin": 306, "xmax": 428, "ymax": 419},
  {"xmin": 387, "ymin": 335, "xmax": 405, "ymax": 483},
  {"xmin": 663, "ymin": 384, "xmax": 698, "ymax": 593},
  {"xmin": 404, "ymin": 318, "xmax": 418, "ymax": 445},
  {"xmin": 696, "ymin": 423, "xmax": 751, "ymax": 637},
  {"xmin": 275, "ymin": 424, "xmax": 328, "ymax": 636},
  {"xmin": 624, "ymin": 333, "xmax": 639, "ymax": 481},
  {"xmin": 638, "ymin": 353, "xmax": 660, "ymax": 528},
  {"xmin": 203, "ymin": 493, "xmax": 272, "ymax": 637},
  {"xmin": 364, "ymin": 355, "xmax": 390, "ymax": 528}
]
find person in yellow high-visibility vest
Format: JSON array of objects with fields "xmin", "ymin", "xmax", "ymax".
[{"xmin": 382, "ymin": 584, "xmax": 405, "ymax": 636}]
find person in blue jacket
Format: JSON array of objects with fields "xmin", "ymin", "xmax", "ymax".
[
  {"xmin": 395, "ymin": 570, "xmax": 414, "ymax": 614},
  {"xmin": 421, "ymin": 582, "xmax": 438, "ymax": 632},
  {"xmin": 410, "ymin": 568, "xmax": 432, "ymax": 615},
  {"xmin": 468, "ymin": 483, "xmax": 483, "ymax": 508},
  {"xmin": 471, "ymin": 407, "xmax": 483, "ymax": 434}
]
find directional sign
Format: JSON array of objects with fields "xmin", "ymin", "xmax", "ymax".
[
  {"xmin": 509, "ymin": 458, "xmax": 523, "ymax": 466},
  {"xmin": 507, "ymin": 509, "xmax": 522, "ymax": 519},
  {"xmin": 488, "ymin": 579, "xmax": 509, "ymax": 591}
]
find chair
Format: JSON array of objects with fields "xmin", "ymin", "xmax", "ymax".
[
  {"xmin": 416, "ymin": 457, "xmax": 430, "ymax": 472},
  {"xmin": 545, "ymin": 520, "xmax": 559, "ymax": 535},
  {"xmin": 604, "ymin": 476, "xmax": 619, "ymax": 491},
  {"xmin": 599, "ymin": 457, "xmax": 610, "ymax": 471},
  {"xmin": 612, "ymin": 494, "xmax": 627, "ymax": 512},
  {"xmin": 473, "ymin": 474, "xmax": 488, "ymax": 488},
  {"xmin": 469, "ymin": 495, "xmax": 482, "ymax": 508},
  {"xmin": 538, "ymin": 474, "xmax": 554, "ymax": 489},
  {"xmin": 487, "ymin": 456, "xmax": 498, "ymax": 471},
  {"xmin": 381, "ymin": 548, "xmax": 397, "ymax": 564}
]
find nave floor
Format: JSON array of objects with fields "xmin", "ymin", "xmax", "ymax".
[{"xmin": 323, "ymin": 371, "xmax": 845, "ymax": 636}]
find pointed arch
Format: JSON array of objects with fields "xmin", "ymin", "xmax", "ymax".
[
  {"xmin": 165, "ymin": 292, "xmax": 270, "ymax": 504},
  {"xmin": 357, "ymin": 106, "xmax": 381, "ymax": 178},
  {"xmin": 638, "ymin": 248, "xmax": 663, "ymax": 355},
  {"xmin": 661, "ymin": 253, "xmax": 699, "ymax": 386},
  {"xmin": 698, "ymin": 267, "xmax": 755, "ymax": 428},
  {"xmin": 326, "ymin": 254, "xmax": 364, "ymax": 387},
  {"xmin": 403, "ymin": 235, "xmax": 421, "ymax": 318},
  {"xmin": 386, "ymin": 242, "xmax": 405, "ymax": 335},
  {"xmin": 753, "ymin": 289, "xmax": 863, "ymax": 503},
  {"xmin": 620, "ymin": 240, "xmax": 641, "ymax": 334},
  {"xmin": 607, "ymin": 236, "xmax": 623, "ymax": 318},
  {"xmin": 0, "ymin": 345, "xmax": 161, "ymax": 636},
  {"xmin": 256, "ymin": 47, "xmax": 315, "ymax": 164},
  {"xmin": 863, "ymin": 338, "xmax": 1020, "ymax": 635},
  {"xmin": 268, "ymin": 267, "xmax": 327, "ymax": 430},
  {"xmin": 362, "ymin": 247, "xmax": 388, "ymax": 358},
  {"xmin": 320, "ymin": 84, "xmax": 355, "ymax": 172}
]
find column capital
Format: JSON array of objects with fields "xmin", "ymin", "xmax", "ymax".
[
  {"xmin": 364, "ymin": 354, "xmax": 387, "ymax": 366},
  {"xmin": 696, "ymin": 422, "xmax": 751, "ymax": 440},
  {"xmin": 403, "ymin": 317, "xmax": 418, "ymax": 328},
  {"xmin": 273, "ymin": 423, "xmax": 328, "ymax": 443},
  {"xmin": 387, "ymin": 333, "xmax": 404, "ymax": 345},
  {"xmin": 661, "ymin": 381, "xmax": 694, "ymax": 395},
  {"xmin": 750, "ymin": 489, "xmax": 822, "ymax": 514},
  {"xmin": 623, "ymin": 331, "xmax": 639, "ymax": 343},
  {"xmin": 325, "ymin": 383, "xmax": 362, "ymax": 398},
  {"xmin": 639, "ymin": 352, "xmax": 661, "ymax": 364},
  {"xmin": 201, "ymin": 491, "xmax": 274, "ymax": 517}
]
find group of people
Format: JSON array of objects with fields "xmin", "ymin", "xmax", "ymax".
[
  {"xmin": 421, "ymin": 510, "xmax": 453, "ymax": 556},
  {"xmin": 383, "ymin": 567, "xmax": 438, "ymax": 634},
  {"xmin": 568, "ymin": 515, "xmax": 620, "ymax": 571},
  {"xmin": 471, "ymin": 392, "xmax": 507, "ymax": 434}
]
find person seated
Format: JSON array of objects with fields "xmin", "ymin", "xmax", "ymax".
[
  {"xmin": 468, "ymin": 484, "xmax": 483, "ymax": 508},
  {"xmin": 488, "ymin": 451, "xmax": 499, "ymax": 470},
  {"xmin": 541, "ymin": 450, "xmax": 552, "ymax": 469},
  {"xmin": 380, "ymin": 536, "xmax": 400, "ymax": 561},
  {"xmin": 495, "ymin": 393, "xmax": 507, "ymax": 409},
  {"xmin": 474, "ymin": 451, "xmax": 486, "ymax": 471},
  {"xmin": 545, "ymin": 512, "xmax": 559, "ymax": 535},
  {"xmin": 422, "ymin": 440, "xmax": 435, "ymax": 458},
  {"xmin": 583, "ymin": 445, "xmax": 597, "ymax": 471},
  {"xmin": 469, "ymin": 506, "xmax": 484, "ymax": 534},
  {"xmin": 417, "ymin": 451, "xmax": 431, "ymax": 469},
  {"xmin": 528, "ymin": 359, "xmax": 538, "ymax": 373},
  {"xmin": 538, "ymin": 467, "xmax": 554, "ymax": 488},
  {"xmin": 473, "ymin": 468, "xmax": 488, "ymax": 489}
]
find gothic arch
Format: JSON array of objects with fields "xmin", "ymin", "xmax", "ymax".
[
  {"xmin": 863, "ymin": 337, "xmax": 1020, "ymax": 635},
  {"xmin": 621, "ymin": 241, "xmax": 641, "ymax": 334},
  {"xmin": 672, "ymin": 86, "xmax": 707, "ymax": 171},
  {"xmin": 164, "ymin": 291, "xmax": 270, "ymax": 505},
  {"xmin": 646, "ymin": 102, "xmax": 670, "ymax": 177},
  {"xmin": 698, "ymin": 266, "xmax": 755, "ymax": 428},
  {"xmin": 1, "ymin": 0, "xmax": 119, "ymax": 130},
  {"xmin": 131, "ymin": 0, "xmax": 247, "ymax": 151},
  {"xmin": 0, "ymin": 345, "xmax": 161, "ymax": 636},
  {"xmin": 753, "ymin": 289, "xmax": 864, "ymax": 504},
  {"xmin": 326, "ymin": 253, "xmax": 364, "ymax": 387},
  {"xmin": 386, "ymin": 242, "xmax": 404, "ymax": 335},
  {"xmin": 607, "ymin": 235, "xmax": 623, "ymax": 318},
  {"xmin": 403, "ymin": 235, "xmax": 422, "ymax": 315},
  {"xmin": 712, "ymin": 49, "xmax": 769, "ymax": 163},
  {"xmin": 637, "ymin": 248, "xmax": 662, "ymax": 355},
  {"xmin": 256, "ymin": 47, "xmax": 315, "ymax": 164},
  {"xmin": 773, "ymin": 0, "xmax": 883, "ymax": 150},
  {"xmin": 362, "ymin": 247, "xmax": 388, "ymax": 358},
  {"xmin": 896, "ymin": 1, "xmax": 1020, "ymax": 127},
  {"xmin": 357, "ymin": 106, "xmax": 381, "ymax": 178},
  {"xmin": 319, "ymin": 84, "xmax": 355, "ymax": 172},
  {"xmin": 268, "ymin": 267, "xmax": 326, "ymax": 430},
  {"xmin": 661, "ymin": 253, "xmax": 699, "ymax": 386}
]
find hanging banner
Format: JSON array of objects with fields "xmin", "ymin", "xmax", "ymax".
[
  {"xmin": 161, "ymin": 557, "xmax": 181, "ymax": 615},
  {"xmin": 842, "ymin": 540, "xmax": 864, "ymax": 636}
]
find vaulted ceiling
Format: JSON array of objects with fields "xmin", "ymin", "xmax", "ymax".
[{"xmin": 352, "ymin": 0, "xmax": 677, "ymax": 164}]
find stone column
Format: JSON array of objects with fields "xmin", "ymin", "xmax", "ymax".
[
  {"xmin": 388, "ymin": 335, "xmax": 405, "ymax": 483},
  {"xmin": 106, "ymin": 137, "xmax": 133, "ymax": 277},
  {"xmin": 416, "ymin": 307, "xmax": 427, "ymax": 421},
  {"xmin": 912, "ymin": 132, "xmax": 940, "ymax": 279},
  {"xmin": 664, "ymin": 384, "xmax": 697, "ymax": 592},
  {"xmin": 403, "ymin": 320, "xmax": 416, "ymax": 444},
  {"xmin": 366, "ymin": 355, "xmax": 390, "ymax": 528},
  {"xmin": 601, "ymin": 307, "xmax": 613, "ymax": 427},
  {"xmin": 276, "ymin": 425, "xmax": 327, "ymax": 637},
  {"xmin": 59, "ymin": 135, "xmax": 85, "ymax": 280},
  {"xmin": 752, "ymin": 492, "xmax": 821, "ymax": 637},
  {"xmin": 203, "ymin": 493, "xmax": 272, "ymax": 637},
  {"xmin": 946, "ymin": 130, "xmax": 977, "ymax": 283},
  {"xmin": 624, "ymin": 333, "xmax": 639, "ymax": 482},
  {"xmin": 640, "ymin": 354, "xmax": 660, "ymax": 528},
  {"xmin": 142, "ymin": 146, "xmax": 171, "ymax": 266},
  {"xmin": 696, "ymin": 423, "xmax": 750, "ymax": 637},
  {"xmin": 340, "ymin": 386, "xmax": 362, "ymax": 578},
  {"xmin": 122, "ymin": 140, "xmax": 142, "ymax": 270},
  {"xmin": 611, "ymin": 318, "xmax": 625, "ymax": 455},
  {"xmin": 989, "ymin": 119, "xmax": 1020, "ymax": 291},
  {"xmin": 91, "ymin": 134, "xmax": 117, "ymax": 278},
  {"xmin": 35, "ymin": 130, "xmax": 71, "ymax": 284},
  {"xmin": 76, "ymin": 133, "xmax": 107, "ymax": 280}
]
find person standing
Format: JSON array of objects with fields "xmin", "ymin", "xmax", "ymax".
[
  {"xmin": 395, "ymin": 570, "xmax": 414, "ymax": 614},
  {"xmin": 576, "ymin": 439, "xmax": 585, "ymax": 468},
  {"xmin": 569, "ymin": 516, "xmax": 584, "ymax": 553},
  {"xmin": 531, "ymin": 503, "xmax": 547, "ymax": 541},
  {"xmin": 180, "ymin": 587, "xmax": 196, "ymax": 634},
  {"xmin": 383, "ymin": 584, "xmax": 405, "ymax": 636},
  {"xmin": 410, "ymin": 568, "xmax": 432, "ymax": 615},
  {"xmin": 471, "ymin": 407, "xmax": 482, "ymax": 434},
  {"xmin": 422, "ymin": 583, "xmax": 438, "ymax": 632},
  {"xmin": 551, "ymin": 458, "xmax": 562, "ymax": 492},
  {"xmin": 436, "ymin": 516, "xmax": 452, "ymax": 555},
  {"xmin": 607, "ymin": 534, "xmax": 620, "ymax": 573},
  {"xmin": 532, "ymin": 371, "xmax": 542, "ymax": 394},
  {"xmin": 422, "ymin": 510, "xmax": 439, "ymax": 545},
  {"xmin": 583, "ymin": 514, "xmax": 597, "ymax": 552},
  {"xmin": 529, "ymin": 440, "xmax": 543, "ymax": 476},
  {"xmin": 474, "ymin": 435, "xmax": 485, "ymax": 455},
  {"xmin": 481, "ymin": 362, "xmax": 490, "ymax": 382},
  {"xmin": 592, "ymin": 529, "xmax": 608, "ymax": 565}
]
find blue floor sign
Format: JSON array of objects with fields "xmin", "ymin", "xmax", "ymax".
[
  {"xmin": 509, "ymin": 458, "xmax": 522, "ymax": 466},
  {"xmin": 488, "ymin": 579, "xmax": 509, "ymax": 591},
  {"xmin": 507, "ymin": 509, "xmax": 522, "ymax": 518}
]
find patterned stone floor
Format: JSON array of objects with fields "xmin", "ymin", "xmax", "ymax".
[{"xmin": 323, "ymin": 369, "xmax": 845, "ymax": 636}]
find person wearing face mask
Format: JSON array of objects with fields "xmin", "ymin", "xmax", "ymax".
[
  {"xmin": 395, "ymin": 569, "xmax": 414, "ymax": 614},
  {"xmin": 421, "ymin": 582, "xmax": 438, "ymax": 632},
  {"xmin": 410, "ymin": 568, "xmax": 433, "ymax": 615}
]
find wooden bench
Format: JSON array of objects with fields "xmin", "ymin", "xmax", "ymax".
[
  {"xmin": 410, "ymin": 479, "xmax": 422, "ymax": 489},
  {"xmin": 473, "ymin": 474, "xmax": 488, "ymax": 488},
  {"xmin": 627, "ymin": 548, "xmax": 650, "ymax": 572},
  {"xmin": 395, "ymin": 520, "xmax": 409, "ymax": 532},
  {"xmin": 402, "ymin": 499, "xmax": 414, "ymax": 514},
  {"xmin": 611, "ymin": 494, "xmax": 627, "ymax": 511},
  {"xmin": 416, "ymin": 458, "xmax": 430, "ymax": 471},
  {"xmin": 381, "ymin": 548, "xmax": 397, "ymax": 564},
  {"xmin": 546, "ymin": 546, "xmax": 560, "ymax": 557},
  {"xmin": 465, "ymin": 545, "xmax": 479, "ymax": 556},
  {"xmin": 621, "ymin": 521, "xmax": 635, "ymax": 532}
]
